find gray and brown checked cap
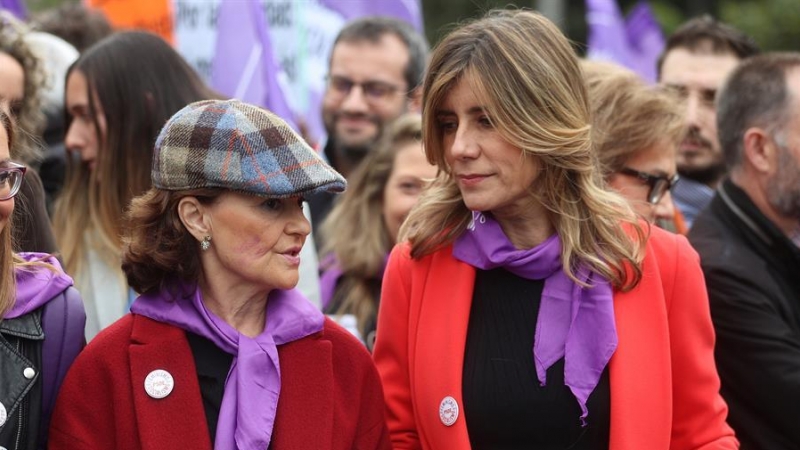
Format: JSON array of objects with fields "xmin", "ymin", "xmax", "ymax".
[{"xmin": 153, "ymin": 99, "xmax": 346, "ymax": 197}]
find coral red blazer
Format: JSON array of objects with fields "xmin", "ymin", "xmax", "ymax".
[
  {"xmin": 373, "ymin": 226, "xmax": 737, "ymax": 450},
  {"xmin": 50, "ymin": 314, "xmax": 390, "ymax": 449}
]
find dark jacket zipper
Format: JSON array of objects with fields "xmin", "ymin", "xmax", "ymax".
[{"xmin": 13, "ymin": 338, "xmax": 27, "ymax": 450}]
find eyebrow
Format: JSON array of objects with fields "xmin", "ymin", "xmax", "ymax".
[{"xmin": 435, "ymin": 106, "xmax": 487, "ymax": 116}]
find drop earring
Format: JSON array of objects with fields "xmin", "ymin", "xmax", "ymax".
[{"xmin": 200, "ymin": 235, "xmax": 212, "ymax": 251}]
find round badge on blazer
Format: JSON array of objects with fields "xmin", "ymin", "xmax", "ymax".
[
  {"xmin": 0, "ymin": 401, "xmax": 6, "ymax": 427},
  {"xmin": 23, "ymin": 367, "xmax": 36, "ymax": 379},
  {"xmin": 439, "ymin": 396, "xmax": 459, "ymax": 427},
  {"xmin": 144, "ymin": 369, "xmax": 175, "ymax": 399}
]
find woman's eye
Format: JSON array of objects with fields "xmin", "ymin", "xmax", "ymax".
[
  {"xmin": 0, "ymin": 172, "xmax": 8, "ymax": 184},
  {"xmin": 437, "ymin": 120, "xmax": 457, "ymax": 134},
  {"xmin": 478, "ymin": 116, "xmax": 493, "ymax": 128},
  {"xmin": 262, "ymin": 199, "xmax": 282, "ymax": 211},
  {"xmin": 399, "ymin": 182, "xmax": 420, "ymax": 194}
]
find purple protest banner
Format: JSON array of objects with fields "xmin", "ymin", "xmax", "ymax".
[
  {"xmin": 320, "ymin": 0, "xmax": 424, "ymax": 33},
  {"xmin": 211, "ymin": 0, "xmax": 297, "ymax": 131},
  {"xmin": 586, "ymin": 0, "xmax": 664, "ymax": 83},
  {"xmin": 0, "ymin": 0, "xmax": 26, "ymax": 19}
]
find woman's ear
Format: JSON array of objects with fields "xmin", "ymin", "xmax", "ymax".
[{"xmin": 177, "ymin": 196, "xmax": 211, "ymax": 242}]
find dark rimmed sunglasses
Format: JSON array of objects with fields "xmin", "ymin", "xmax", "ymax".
[
  {"xmin": 618, "ymin": 167, "xmax": 679, "ymax": 205},
  {"xmin": 0, "ymin": 162, "xmax": 26, "ymax": 201}
]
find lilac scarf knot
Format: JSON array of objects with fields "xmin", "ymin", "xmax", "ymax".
[
  {"xmin": 130, "ymin": 281, "xmax": 324, "ymax": 449},
  {"xmin": 453, "ymin": 212, "xmax": 617, "ymax": 424}
]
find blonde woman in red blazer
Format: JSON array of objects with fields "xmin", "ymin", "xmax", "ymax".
[{"xmin": 372, "ymin": 10, "xmax": 737, "ymax": 450}]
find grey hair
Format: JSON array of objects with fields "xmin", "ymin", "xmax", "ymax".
[{"xmin": 716, "ymin": 52, "xmax": 800, "ymax": 170}]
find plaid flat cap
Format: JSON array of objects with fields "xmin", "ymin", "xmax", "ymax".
[{"xmin": 153, "ymin": 99, "xmax": 346, "ymax": 197}]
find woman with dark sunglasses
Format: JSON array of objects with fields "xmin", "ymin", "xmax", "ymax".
[
  {"xmin": 583, "ymin": 61, "xmax": 686, "ymax": 232},
  {"xmin": 0, "ymin": 109, "xmax": 86, "ymax": 450}
]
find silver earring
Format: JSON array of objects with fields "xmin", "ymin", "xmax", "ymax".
[{"xmin": 200, "ymin": 235, "xmax": 211, "ymax": 251}]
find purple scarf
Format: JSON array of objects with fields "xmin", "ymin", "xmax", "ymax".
[
  {"xmin": 453, "ymin": 212, "xmax": 617, "ymax": 424},
  {"xmin": 130, "ymin": 281, "xmax": 324, "ymax": 450},
  {"xmin": 7, "ymin": 253, "xmax": 73, "ymax": 319}
]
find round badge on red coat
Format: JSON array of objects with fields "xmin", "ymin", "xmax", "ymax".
[
  {"xmin": 439, "ymin": 396, "xmax": 459, "ymax": 426},
  {"xmin": 144, "ymin": 369, "xmax": 175, "ymax": 399}
]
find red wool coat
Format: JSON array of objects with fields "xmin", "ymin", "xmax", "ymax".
[
  {"xmin": 49, "ymin": 314, "xmax": 391, "ymax": 449},
  {"xmin": 373, "ymin": 226, "xmax": 738, "ymax": 450}
]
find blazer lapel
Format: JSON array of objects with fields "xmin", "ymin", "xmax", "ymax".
[
  {"xmin": 129, "ymin": 315, "xmax": 212, "ymax": 450},
  {"xmin": 414, "ymin": 247, "xmax": 475, "ymax": 449},
  {"xmin": 271, "ymin": 333, "xmax": 334, "ymax": 449}
]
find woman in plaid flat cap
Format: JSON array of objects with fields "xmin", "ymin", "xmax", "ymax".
[{"xmin": 49, "ymin": 99, "xmax": 391, "ymax": 450}]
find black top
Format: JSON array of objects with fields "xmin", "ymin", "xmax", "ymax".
[
  {"xmin": 688, "ymin": 179, "xmax": 800, "ymax": 450},
  {"xmin": 186, "ymin": 331, "xmax": 234, "ymax": 444},
  {"xmin": 463, "ymin": 268, "xmax": 610, "ymax": 450}
]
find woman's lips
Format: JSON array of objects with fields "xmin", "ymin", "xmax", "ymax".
[
  {"xmin": 457, "ymin": 174, "xmax": 489, "ymax": 187},
  {"xmin": 281, "ymin": 247, "xmax": 301, "ymax": 265}
]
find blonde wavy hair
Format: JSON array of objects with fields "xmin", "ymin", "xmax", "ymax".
[
  {"xmin": 320, "ymin": 114, "xmax": 424, "ymax": 335},
  {"xmin": 582, "ymin": 61, "xmax": 684, "ymax": 178},
  {"xmin": 401, "ymin": 9, "xmax": 645, "ymax": 289}
]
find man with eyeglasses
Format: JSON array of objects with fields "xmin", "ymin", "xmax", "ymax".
[
  {"xmin": 688, "ymin": 53, "xmax": 800, "ymax": 450},
  {"xmin": 308, "ymin": 16, "xmax": 428, "ymax": 241},
  {"xmin": 658, "ymin": 16, "xmax": 759, "ymax": 229}
]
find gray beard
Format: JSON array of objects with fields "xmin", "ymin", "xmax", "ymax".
[{"xmin": 766, "ymin": 146, "xmax": 800, "ymax": 221}]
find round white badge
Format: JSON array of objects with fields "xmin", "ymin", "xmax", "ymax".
[
  {"xmin": 23, "ymin": 367, "xmax": 36, "ymax": 379},
  {"xmin": 439, "ymin": 396, "xmax": 459, "ymax": 427},
  {"xmin": 0, "ymin": 401, "xmax": 6, "ymax": 427},
  {"xmin": 144, "ymin": 369, "xmax": 175, "ymax": 399}
]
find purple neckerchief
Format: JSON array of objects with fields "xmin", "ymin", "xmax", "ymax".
[
  {"xmin": 453, "ymin": 212, "xmax": 616, "ymax": 425},
  {"xmin": 7, "ymin": 253, "xmax": 73, "ymax": 319},
  {"xmin": 130, "ymin": 280, "xmax": 324, "ymax": 450}
]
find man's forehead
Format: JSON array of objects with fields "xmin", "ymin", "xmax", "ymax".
[
  {"xmin": 328, "ymin": 35, "xmax": 410, "ymax": 81},
  {"xmin": 660, "ymin": 47, "xmax": 740, "ymax": 89}
]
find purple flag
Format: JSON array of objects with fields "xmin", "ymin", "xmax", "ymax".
[
  {"xmin": 0, "ymin": 0, "xmax": 26, "ymax": 19},
  {"xmin": 211, "ymin": 0, "xmax": 297, "ymax": 131},
  {"xmin": 586, "ymin": 0, "xmax": 664, "ymax": 83},
  {"xmin": 320, "ymin": 0, "xmax": 424, "ymax": 33},
  {"xmin": 624, "ymin": 2, "xmax": 665, "ymax": 83}
]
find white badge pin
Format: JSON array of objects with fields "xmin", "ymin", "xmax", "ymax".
[
  {"xmin": 439, "ymin": 396, "xmax": 459, "ymax": 426},
  {"xmin": 144, "ymin": 369, "xmax": 175, "ymax": 399},
  {"xmin": 0, "ymin": 401, "xmax": 6, "ymax": 427}
]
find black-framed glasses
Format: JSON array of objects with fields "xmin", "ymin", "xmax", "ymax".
[
  {"xmin": 0, "ymin": 162, "xmax": 26, "ymax": 201},
  {"xmin": 618, "ymin": 167, "xmax": 679, "ymax": 205},
  {"xmin": 325, "ymin": 75, "xmax": 404, "ymax": 102}
]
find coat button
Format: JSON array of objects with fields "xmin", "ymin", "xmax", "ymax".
[
  {"xmin": 439, "ymin": 396, "xmax": 459, "ymax": 426},
  {"xmin": 0, "ymin": 401, "xmax": 6, "ymax": 427},
  {"xmin": 144, "ymin": 369, "xmax": 175, "ymax": 399},
  {"xmin": 23, "ymin": 367, "xmax": 36, "ymax": 379}
]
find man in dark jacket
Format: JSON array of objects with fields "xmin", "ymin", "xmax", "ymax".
[{"xmin": 688, "ymin": 52, "xmax": 800, "ymax": 450}]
